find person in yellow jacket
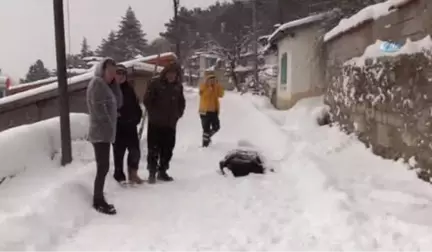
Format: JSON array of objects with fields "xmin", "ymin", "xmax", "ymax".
[{"xmin": 199, "ymin": 74, "xmax": 224, "ymax": 147}]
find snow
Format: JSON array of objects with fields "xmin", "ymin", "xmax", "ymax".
[
  {"xmin": 82, "ymin": 56, "xmax": 103, "ymax": 61},
  {"xmin": 0, "ymin": 113, "xmax": 89, "ymax": 180},
  {"xmin": 268, "ymin": 12, "xmax": 329, "ymax": 44},
  {"xmin": 9, "ymin": 76, "xmax": 58, "ymax": 90},
  {"xmin": 2, "ymin": 91, "xmax": 432, "ymax": 250},
  {"xmin": 324, "ymin": 0, "xmax": 413, "ymax": 42},
  {"xmin": 346, "ymin": 35, "xmax": 432, "ymax": 67},
  {"xmin": 234, "ymin": 65, "xmax": 253, "ymax": 73},
  {"xmin": 0, "ymin": 53, "xmax": 173, "ymax": 106},
  {"xmin": 67, "ymin": 68, "xmax": 90, "ymax": 74}
]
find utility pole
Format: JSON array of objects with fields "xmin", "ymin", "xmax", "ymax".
[
  {"xmin": 173, "ymin": 0, "xmax": 180, "ymax": 60},
  {"xmin": 53, "ymin": 0, "xmax": 72, "ymax": 166},
  {"xmin": 252, "ymin": 0, "xmax": 259, "ymax": 89},
  {"xmin": 277, "ymin": 0, "xmax": 283, "ymax": 24}
]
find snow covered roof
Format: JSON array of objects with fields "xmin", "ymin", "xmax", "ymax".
[
  {"xmin": 67, "ymin": 68, "xmax": 90, "ymax": 74},
  {"xmin": 9, "ymin": 76, "xmax": 58, "ymax": 90},
  {"xmin": 268, "ymin": 12, "xmax": 330, "ymax": 44},
  {"xmin": 324, "ymin": 0, "xmax": 414, "ymax": 42},
  {"xmin": 0, "ymin": 53, "xmax": 173, "ymax": 106},
  {"xmin": 133, "ymin": 62, "xmax": 164, "ymax": 72},
  {"xmin": 346, "ymin": 35, "xmax": 432, "ymax": 67},
  {"xmin": 82, "ymin": 56, "xmax": 103, "ymax": 61}
]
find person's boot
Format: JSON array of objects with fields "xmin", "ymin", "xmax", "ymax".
[
  {"xmin": 93, "ymin": 197, "xmax": 116, "ymax": 215},
  {"xmin": 148, "ymin": 171, "xmax": 157, "ymax": 184},
  {"xmin": 128, "ymin": 168, "xmax": 144, "ymax": 185},
  {"xmin": 157, "ymin": 170, "xmax": 174, "ymax": 182},
  {"xmin": 202, "ymin": 138, "xmax": 211, "ymax": 147},
  {"xmin": 113, "ymin": 171, "xmax": 127, "ymax": 185}
]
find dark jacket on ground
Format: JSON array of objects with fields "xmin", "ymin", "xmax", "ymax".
[
  {"xmin": 143, "ymin": 63, "xmax": 186, "ymax": 129},
  {"xmin": 117, "ymin": 81, "xmax": 142, "ymax": 127}
]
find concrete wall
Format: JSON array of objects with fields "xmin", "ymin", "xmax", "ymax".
[
  {"xmin": 275, "ymin": 24, "xmax": 325, "ymax": 110},
  {"xmin": 324, "ymin": 0, "xmax": 432, "ymax": 181},
  {"xmin": 0, "ymin": 70, "xmax": 153, "ymax": 132}
]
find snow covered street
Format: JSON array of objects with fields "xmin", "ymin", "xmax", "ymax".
[{"xmin": 2, "ymin": 90, "xmax": 432, "ymax": 250}]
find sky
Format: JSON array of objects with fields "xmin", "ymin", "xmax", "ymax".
[{"xmin": 0, "ymin": 0, "xmax": 228, "ymax": 83}]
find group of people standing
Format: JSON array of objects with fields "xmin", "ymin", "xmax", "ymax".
[{"xmin": 86, "ymin": 57, "xmax": 224, "ymax": 215}]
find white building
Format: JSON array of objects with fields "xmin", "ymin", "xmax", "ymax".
[{"xmin": 266, "ymin": 12, "xmax": 330, "ymax": 109}]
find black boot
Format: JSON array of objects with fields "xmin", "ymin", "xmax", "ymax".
[
  {"xmin": 93, "ymin": 197, "xmax": 116, "ymax": 215},
  {"xmin": 148, "ymin": 171, "xmax": 157, "ymax": 184},
  {"xmin": 202, "ymin": 138, "xmax": 211, "ymax": 147},
  {"xmin": 157, "ymin": 170, "xmax": 174, "ymax": 182},
  {"xmin": 113, "ymin": 171, "xmax": 126, "ymax": 184}
]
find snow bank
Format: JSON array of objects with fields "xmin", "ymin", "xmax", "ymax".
[
  {"xmin": 324, "ymin": 0, "xmax": 413, "ymax": 42},
  {"xmin": 0, "ymin": 113, "xmax": 89, "ymax": 180},
  {"xmin": 346, "ymin": 35, "xmax": 432, "ymax": 67}
]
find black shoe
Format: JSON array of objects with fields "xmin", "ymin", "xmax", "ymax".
[
  {"xmin": 202, "ymin": 138, "xmax": 211, "ymax": 147},
  {"xmin": 157, "ymin": 171, "xmax": 174, "ymax": 182},
  {"xmin": 113, "ymin": 171, "xmax": 126, "ymax": 183},
  {"xmin": 93, "ymin": 198, "xmax": 116, "ymax": 215},
  {"xmin": 148, "ymin": 172, "xmax": 156, "ymax": 184}
]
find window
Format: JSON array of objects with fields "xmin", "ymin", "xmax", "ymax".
[{"xmin": 280, "ymin": 52, "xmax": 287, "ymax": 85}]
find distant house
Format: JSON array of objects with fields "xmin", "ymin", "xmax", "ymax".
[
  {"xmin": 188, "ymin": 52, "xmax": 220, "ymax": 79},
  {"xmin": 0, "ymin": 76, "xmax": 11, "ymax": 98},
  {"xmin": 265, "ymin": 12, "xmax": 331, "ymax": 109}
]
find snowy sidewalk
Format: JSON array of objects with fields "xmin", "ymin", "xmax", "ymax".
[{"xmin": 2, "ymin": 91, "xmax": 432, "ymax": 250}]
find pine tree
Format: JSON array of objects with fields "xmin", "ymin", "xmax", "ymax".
[
  {"xmin": 80, "ymin": 37, "xmax": 93, "ymax": 58},
  {"xmin": 96, "ymin": 31, "xmax": 122, "ymax": 61},
  {"xmin": 24, "ymin": 60, "xmax": 51, "ymax": 82},
  {"xmin": 116, "ymin": 6, "xmax": 148, "ymax": 61}
]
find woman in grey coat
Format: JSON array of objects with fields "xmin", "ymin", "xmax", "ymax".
[{"xmin": 86, "ymin": 57, "xmax": 122, "ymax": 215}]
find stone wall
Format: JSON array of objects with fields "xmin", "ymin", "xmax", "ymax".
[
  {"xmin": 325, "ymin": 0, "xmax": 431, "ymax": 66},
  {"xmin": 326, "ymin": 52, "xmax": 432, "ymax": 181},
  {"xmin": 324, "ymin": 0, "xmax": 432, "ymax": 182}
]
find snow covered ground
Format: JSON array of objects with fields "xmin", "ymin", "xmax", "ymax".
[{"xmin": 1, "ymin": 90, "xmax": 432, "ymax": 250}]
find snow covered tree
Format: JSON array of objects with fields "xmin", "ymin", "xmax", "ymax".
[
  {"xmin": 24, "ymin": 59, "xmax": 51, "ymax": 82},
  {"xmin": 80, "ymin": 37, "xmax": 93, "ymax": 58},
  {"xmin": 96, "ymin": 31, "xmax": 122, "ymax": 61},
  {"xmin": 116, "ymin": 6, "xmax": 148, "ymax": 61}
]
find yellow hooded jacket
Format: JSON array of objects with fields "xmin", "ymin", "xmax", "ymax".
[{"xmin": 199, "ymin": 75, "xmax": 224, "ymax": 114}]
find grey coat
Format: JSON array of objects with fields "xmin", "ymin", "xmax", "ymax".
[{"xmin": 86, "ymin": 58, "xmax": 123, "ymax": 143}]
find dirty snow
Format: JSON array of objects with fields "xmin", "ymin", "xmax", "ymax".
[
  {"xmin": 324, "ymin": 0, "xmax": 413, "ymax": 42},
  {"xmin": 1, "ymin": 91, "xmax": 432, "ymax": 250}
]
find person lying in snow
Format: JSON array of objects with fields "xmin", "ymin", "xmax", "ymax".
[{"xmin": 219, "ymin": 149, "xmax": 274, "ymax": 177}]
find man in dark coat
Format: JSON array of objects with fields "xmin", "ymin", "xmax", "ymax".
[
  {"xmin": 113, "ymin": 64, "xmax": 144, "ymax": 185},
  {"xmin": 143, "ymin": 62, "xmax": 185, "ymax": 184}
]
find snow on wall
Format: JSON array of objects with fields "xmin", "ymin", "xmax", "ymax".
[
  {"xmin": 324, "ymin": 0, "xmax": 413, "ymax": 42},
  {"xmin": 0, "ymin": 113, "xmax": 89, "ymax": 180},
  {"xmin": 0, "ymin": 53, "xmax": 174, "ymax": 106},
  {"xmin": 346, "ymin": 36, "xmax": 432, "ymax": 67},
  {"xmin": 325, "ymin": 33, "xmax": 432, "ymax": 181}
]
